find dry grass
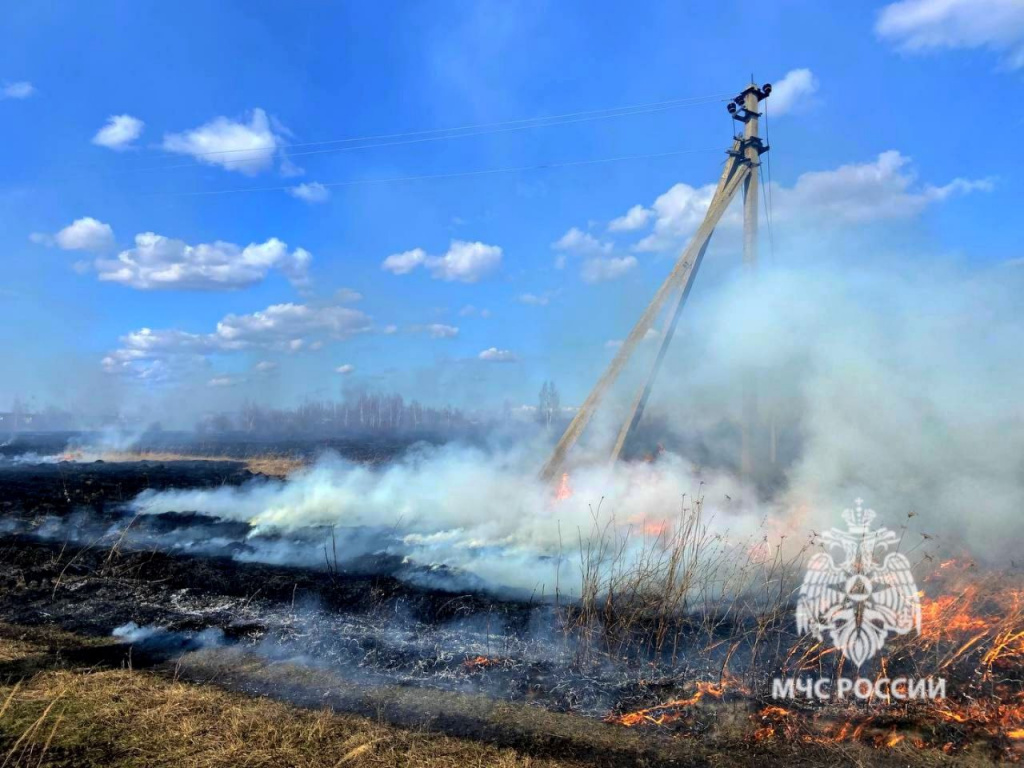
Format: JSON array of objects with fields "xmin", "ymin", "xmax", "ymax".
[
  {"xmin": 99, "ymin": 451, "xmax": 305, "ymax": 477},
  {"xmin": 0, "ymin": 664, "xmax": 586, "ymax": 768},
  {"xmin": 564, "ymin": 491, "xmax": 809, "ymax": 674}
]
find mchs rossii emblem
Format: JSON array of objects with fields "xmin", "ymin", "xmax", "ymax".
[{"xmin": 796, "ymin": 499, "xmax": 921, "ymax": 667}]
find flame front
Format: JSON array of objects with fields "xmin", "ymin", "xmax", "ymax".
[{"xmin": 554, "ymin": 472, "xmax": 572, "ymax": 501}]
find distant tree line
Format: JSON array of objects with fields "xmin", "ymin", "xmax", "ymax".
[{"xmin": 198, "ymin": 393, "xmax": 478, "ymax": 435}]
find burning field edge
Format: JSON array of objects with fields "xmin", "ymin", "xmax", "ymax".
[
  {"xmin": 1, "ymin": 458, "xmax": 1023, "ymax": 766},
  {"xmin": 0, "ymin": 622, "xmax": 986, "ymax": 768}
]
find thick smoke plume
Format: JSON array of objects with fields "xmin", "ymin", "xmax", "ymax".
[{"xmin": 129, "ymin": 256, "xmax": 1024, "ymax": 588}]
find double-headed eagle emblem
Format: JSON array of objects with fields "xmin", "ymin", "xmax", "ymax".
[{"xmin": 796, "ymin": 499, "xmax": 921, "ymax": 667}]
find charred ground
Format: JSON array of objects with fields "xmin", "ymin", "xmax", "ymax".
[{"xmin": 0, "ymin": 449, "xmax": 1020, "ymax": 766}]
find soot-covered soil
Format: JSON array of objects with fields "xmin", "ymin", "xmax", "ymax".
[{"xmin": 0, "ymin": 456, "xmax": 1004, "ymax": 767}]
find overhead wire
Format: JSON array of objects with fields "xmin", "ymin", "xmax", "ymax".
[
  {"xmin": 87, "ymin": 91, "xmax": 732, "ymax": 177},
  {"xmin": 148, "ymin": 146, "xmax": 723, "ymax": 198},
  {"xmin": 185, "ymin": 92, "xmax": 734, "ymax": 159}
]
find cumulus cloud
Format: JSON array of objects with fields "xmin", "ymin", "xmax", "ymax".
[
  {"xmin": 771, "ymin": 150, "xmax": 993, "ymax": 223},
  {"xmin": 1, "ymin": 81, "xmax": 34, "ymax": 99},
  {"xmin": 767, "ymin": 68, "xmax": 819, "ymax": 116},
  {"xmin": 411, "ymin": 323, "xmax": 459, "ymax": 339},
  {"xmin": 381, "ymin": 248, "xmax": 427, "ymax": 275},
  {"xmin": 162, "ymin": 108, "xmax": 280, "ymax": 175},
  {"xmin": 382, "ymin": 241, "xmax": 502, "ymax": 283},
  {"xmin": 623, "ymin": 151, "xmax": 990, "ymax": 253},
  {"xmin": 92, "ymin": 115, "xmax": 144, "ymax": 150},
  {"xmin": 877, "ymin": 0, "xmax": 1024, "ymax": 69},
  {"xmin": 459, "ymin": 305, "xmax": 491, "ymax": 318},
  {"xmin": 254, "ymin": 360, "xmax": 278, "ymax": 373},
  {"xmin": 608, "ymin": 204, "xmax": 653, "ymax": 232},
  {"xmin": 207, "ymin": 376, "xmax": 236, "ymax": 388},
  {"xmin": 104, "ymin": 302, "xmax": 372, "ymax": 381},
  {"xmin": 633, "ymin": 182, "xmax": 720, "ymax": 253},
  {"xmin": 516, "ymin": 292, "xmax": 554, "ymax": 306},
  {"xmin": 580, "ymin": 256, "xmax": 638, "ymax": 283},
  {"xmin": 552, "ymin": 226, "xmax": 633, "ymax": 282},
  {"xmin": 335, "ymin": 364, "xmax": 355, "ymax": 375},
  {"xmin": 30, "ymin": 217, "xmax": 116, "ymax": 253},
  {"xmin": 552, "ymin": 227, "xmax": 613, "ymax": 256},
  {"xmin": 288, "ymin": 182, "xmax": 330, "ymax": 204},
  {"xmin": 426, "ymin": 240, "xmax": 503, "ymax": 282},
  {"xmin": 335, "ymin": 288, "xmax": 363, "ymax": 303},
  {"xmin": 478, "ymin": 347, "xmax": 518, "ymax": 362},
  {"xmin": 95, "ymin": 234, "xmax": 311, "ymax": 290}
]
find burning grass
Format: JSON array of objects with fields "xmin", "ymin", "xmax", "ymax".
[
  {"xmin": 2, "ymin": 459, "xmax": 1023, "ymax": 765},
  {"xmin": 556, "ymin": 494, "xmax": 1024, "ymax": 762}
]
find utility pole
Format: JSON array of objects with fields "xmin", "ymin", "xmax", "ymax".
[
  {"xmin": 540, "ymin": 80, "xmax": 771, "ymax": 483},
  {"xmin": 739, "ymin": 82, "xmax": 764, "ymax": 483}
]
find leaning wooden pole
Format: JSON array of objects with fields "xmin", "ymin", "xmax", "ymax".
[
  {"xmin": 539, "ymin": 162, "xmax": 751, "ymax": 482},
  {"xmin": 608, "ymin": 142, "xmax": 743, "ymax": 465},
  {"xmin": 739, "ymin": 83, "xmax": 762, "ymax": 483}
]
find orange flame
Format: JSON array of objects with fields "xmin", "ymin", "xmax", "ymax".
[
  {"xmin": 554, "ymin": 472, "xmax": 573, "ymax": 501},
  {"xmin": 463, "ymin": 655, "xmax": 502, "ymax": 671},
  {"xmin": 605, "ymin": 681, "xmax": 728, "ymax": 727}
]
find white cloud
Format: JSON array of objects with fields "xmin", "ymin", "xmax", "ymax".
[
  {"xmin": 478, "ymin": 347, "xmax": 518, "ymax": 362},
  {"xmin": 608, "ymin": 204, "xmax": 652, "ymax": 232},
  {"xmin": 381, "ymin": 324, "xmax": 398, "ymax": 335},
  {"xmin": 580, "ymin": 256, "xmax": 638, "ymax": 283},
  {"xmin": 382, "ymin": 241, "xmax": 502, "ymax": 282},
  {"xmin": 288, "ymin": 182, "xmax": 330, "ymax": 204},
  {"xmin": 553, "ymin": 227, "xmax": 632, "ymax": 282},
  {"xmin": 620, "ymin": 150, "xmax": 990, "ymax": 253},
  {"xmin": 412, "ymin": 323, "xmax": 459, "ymax": 339},
  {"xmin": 768, "ymin": 68, "xmax": 819, "ymax": 116},
  {"xmin": 95, "ymin": 234, "xmax": 311, "ymax": 290},
  {"xmin": 1, "ymin": 81, "xmax": 34, "ymax": 100},
  {"xmin": 207, "ymin": 376, "xmax": 236, "ymax": 387},
  {"xmin": 279, "ymin": 155, "xmax": 305, "ymax": 178},
  {"xmin": 426, "ymin": 240, "xmax": 503, "ymax": 282},
  {"xmin": 772, "ymin": 150, "xmax": 993, "ymax": 223},
  {"xmin": 216, "ymin": 304, "xmax": 369, "ymax": 346},
  {"xmin": 254, "ymin": 360, "xmax": 278, "ymax": 372},
  {"xmin": 104, "ymin": 302, "xmax": 372, "ymax": 380},
  {"xmin": 382, "ymin": 248, "xmax": 427, "ymax": 275},
  {"xmin": 877, "ymin": 0, "xmax": 1024, "ymax": 69},
  {"xmin": 92, "ymin": 115, "xmax": 144, "ymax": 150},
  {"xmin": 516, "ymin": 292, "xmax": 553, "ymax": 306},
  {"xmin": 335, "ymin": 287, "xmax": 363, "ymax": 303},
  {"xmin": 31, "ymin": 217, "xmax": 116, "ymax": 253},
  {"xmin": 335, "ymin": 364, "xmax": 355, "ymax": 375},
  {"xmin": 162, "ymin": 108, "xmax": 280, "ymax": 175},
  {"xmin": 633, "ymin": 182, "xmax": 720, "ymax": 253},
  {"xmin": 552, "ymin": 227, "xmax": 613, "ymax": 255},
  {"xmin": 459, "ymin": 305, "xmax": 491, "ymax": 317}
]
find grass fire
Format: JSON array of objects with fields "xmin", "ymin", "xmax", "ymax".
[{"xmin": 3, "ymin": 8, "xmax": 1022, "ymax": 765}]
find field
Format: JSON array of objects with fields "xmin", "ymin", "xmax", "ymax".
[{"xmin": 0, "ymin": 437, "xmax": 1021, "ymax": 766}]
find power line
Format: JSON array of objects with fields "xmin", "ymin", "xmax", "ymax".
[
  {"xmin": 187, "ymin": 91, "xmax": 735, "ymax": 160},
  {"xmin": 69, "ymin": 92, "xmax": 730, "ymax": 179},
  {"xmin": 148, "ymin": 146, "xmax": 722, "ymax": 198}
]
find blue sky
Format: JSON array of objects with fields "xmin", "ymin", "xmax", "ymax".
[{"xmin": 2, "ymin": 0, "xmax": 1021, "ymax": 420}]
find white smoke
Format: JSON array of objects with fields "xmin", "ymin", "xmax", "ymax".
[
  {"xmin": 647, "ymin": 254, "xmax": 1024, "ymax": 562},
  {"xmin": 132, "ymin": 445, "xmax": 767, "ymax": 595},
  {"xmin": 128, "ymin": 254, "xmax": 1024, "ymax": 587}
]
